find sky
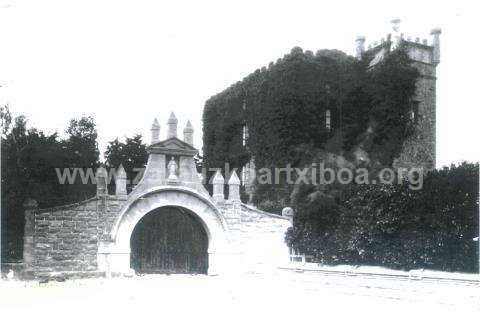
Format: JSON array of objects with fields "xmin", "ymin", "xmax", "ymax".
[{"xmin": 0, "ymin": 0, "xmax": 479, "ymax": 168}]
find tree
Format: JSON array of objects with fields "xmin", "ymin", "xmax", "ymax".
[
  {"xmin": 1, "ymin": 112, "xmax": 100, "ymax": 261},
  {"xmin": 65, "ymin": 117, "xmax": 99, "ymax": 168},
  {"xmin": 104, "ymin": 135, "xmax": 148, "ymax": 193}
]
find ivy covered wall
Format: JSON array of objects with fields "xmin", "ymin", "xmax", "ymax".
[{"xmin": 202, "ymin": 46, "xmax": 419, "ymax": 210}]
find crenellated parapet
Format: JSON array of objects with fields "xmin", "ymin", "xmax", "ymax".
[{"xmin": 359, "ymin": 19, "xmax": 441, "ymax": 69}]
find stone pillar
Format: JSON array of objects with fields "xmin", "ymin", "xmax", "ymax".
[
  {"xmin": 23, "ymin": 199, "xmax": 38, "ymax": 273},
  {"xmin": 244, "ymin": 159, "xmax": 256, "ymax": 205},
  {"xmin": 282, "ymin": 207, "xmax": 294, "ymax": 228},
  {"xmin": 96, "ymin": 167, "xmax": 108, "ymax": 197},
  {"xmin": 151, "ymin": 118, "xmax": 160, "ymax": 144},
  {"xmin": 167, "ymin": 112, "xmax": 178, "ymax": 139},
  {"xmin": 355, "ymin": 36, "xmax": 366, "ymax": 60},
  {"xmin": 228, "ymin": 171, "xmax": 241, "ymax": 202},
  {"xmin": 183, "ymin": 120, "xmax": 194, "ymax": 146},
  {"xmin": 115, "ymin": 164, "xmax": 127, "ymax": 198},
  {"xmin": 212, "ymin": 170, "xmax": 225, "ymax": 203},
  {"xmin": 431, "ymin": 28, "xmax": 441, "ymax": 65},
  {"xmin": 97, "ymin": 242, "xmax": 134, "ymax": 277}
]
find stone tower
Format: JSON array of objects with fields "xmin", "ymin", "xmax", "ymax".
[{"xmin": 358, "ymin": 20, "xmax": 441, "ymax": 171}]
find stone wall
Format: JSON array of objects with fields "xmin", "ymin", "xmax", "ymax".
[
  {"xmin": 26, "ymin": 192, "xmax": 291, "ymax": 277},
  {"xmin": 25, "ymin": 168, "xmax": 291, "ymax": 278},
  {"xmin": 363, "ymin": 38, "xmax": 439, "ymax": 172},
  {"xmin": 219, "ymin": 200, "xmax": 291, "ymax": 272},
  {"xmin": 394, "ymin": 59, "xmax": 437, "ymax": 171},
  {"xmin": 26, "ymin": 195, "xmax": 126, "ymax": 278}
]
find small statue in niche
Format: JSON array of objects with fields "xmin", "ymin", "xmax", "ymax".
[{"xmin": 167, "ymin": 157, "xmax": 178, "ymax": 181}]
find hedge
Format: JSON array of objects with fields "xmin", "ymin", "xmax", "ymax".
[{"xmin": 286, "ymin": 163, "xmax": 479, "ymax": 273}]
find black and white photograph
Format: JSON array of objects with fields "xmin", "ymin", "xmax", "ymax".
[{"xmin": 0, "ymin": 1, "xmax": 479, "ymax": 333}]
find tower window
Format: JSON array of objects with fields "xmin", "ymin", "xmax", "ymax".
[
  {"xmin": 241, "ymin": 166, "xmax": 247, "ymax": 186},
  {"xmin": 242, "ymin": 124, "xmax": 249, "ymax": 147},
  {"xmin": 325, "ymin": 109, "xmax": 331, "ymax": 131},
  {"xmin": 410, "ymin": 101, "xmax": 420, "ymax": 124}
]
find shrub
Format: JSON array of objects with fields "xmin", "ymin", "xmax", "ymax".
[{"xmin": 286, "ymin": 163, "xmax": 479, "ymax": 273}]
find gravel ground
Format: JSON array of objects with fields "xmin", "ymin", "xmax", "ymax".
[{"xmin": 1, "ymin": 271, "xmax": 479, "ymax": 334}]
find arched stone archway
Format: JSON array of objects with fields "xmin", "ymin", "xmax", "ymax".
[
  {"xmin": 130, "ymin": 206, "xmax": 209, "ymax": 274},
  {"xmin": 98, "ymin": 186, "xmax": 232, "ymax": 276}
]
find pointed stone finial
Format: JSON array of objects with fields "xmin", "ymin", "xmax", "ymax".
[
  {"xmin": 228, "ymin": 171, "xmax": 241, "ymax": 185},
  {"xmin": 96, "ymin": 167, "xmax": 108, "ymax": 196},
  {"xmin": 228, "ymin": 171, "xmax": 241, "ymax": 202},
  {"xmin": 115, "ymin": 164, "xmax": 127, "ymax": 196},
  {"xmin": 151, "ymin": 118, "xmax": 160, "ymax": 144},
  {"xmin": 167, "ymin": 112, "xmax": 178, "ymax": 139},
  {"xmin": 211, "ymin": 170, "xmax": 225, "ymax": 203},
  {"xmin": 183, "ymin": 120, "xmax": 194, "ymax": 146}
]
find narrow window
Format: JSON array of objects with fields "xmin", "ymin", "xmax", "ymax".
[
  {"xmin": 242, "ymin": 124, "xmax": 249, "ymax": 147},
  {"xmin": 241, "ymin": 166, "xmax": 247, "ymax": 186},
  {"xmin": 325, "ymin": 109, "xmax": 331, "ymax": 131},
  {"xmin": 410, "ymin": 101, "xmax": 420, "ymax": 124}
]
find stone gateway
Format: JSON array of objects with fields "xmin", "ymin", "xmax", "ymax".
[{"xmin": 23, "ymin": 115, "xmax": 292, "ymax": 279}]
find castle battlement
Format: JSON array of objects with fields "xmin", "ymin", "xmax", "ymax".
[{"xmin": 356, "ymin": 19, "xmax": 441, "ymax": 68}]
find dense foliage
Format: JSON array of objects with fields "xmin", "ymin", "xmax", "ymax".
[
  {"xmin": 1, "ymin": 108, "xmax": 99, "ymax": 261},
  {"xmin": 202, "ymin": 46, "xmax": 418, "ymax": 210},
  {"xmin": 286, "ymin": 163, "xmax": 479, "ymax": 273},
  {"xmin": 104, "ymin": 135, "xmax": 148, "ymax": 193},
  {"xmin": 203, "ymin": 46, "xmax": 479, "ymax": 273}
]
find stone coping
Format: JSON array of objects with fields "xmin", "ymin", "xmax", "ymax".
[
  {"xmin": 34, "ymin": 195, "xmax": 126, "ymax": 213},
  {"xmin": 280, "ymin": 263, "xmax": 480, "ymax": 283},
  {"xmin": 240, "ymin": 204, "xmax": 289, "ymax": 220}
]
